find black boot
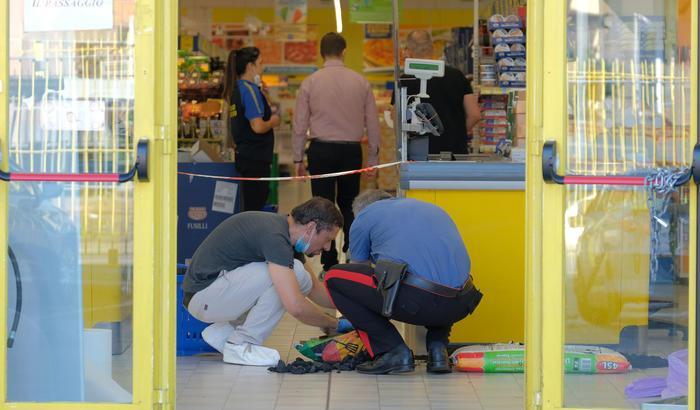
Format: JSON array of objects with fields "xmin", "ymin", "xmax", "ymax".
[
  {"xmin": 426, "ymin": 342, "xmax": 451, "ymax": 374},
  {"xmin": 356, "ymin": 344, "xmax": 415, "ymax": 375}
]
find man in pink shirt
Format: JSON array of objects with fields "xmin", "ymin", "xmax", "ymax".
[{"xmin": 293, "ymin": 32, "xmax": 381, "ymax": 271}]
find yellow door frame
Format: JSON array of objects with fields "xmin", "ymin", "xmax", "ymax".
[
  {"xmin": 526, "ymin": 1, "xmax": 698, "ymax": 409},
  {"xmin": 524, "ymin": 0, "xmax": 545, "ymax": 407},
  {"xmin": 153, "ymin": 0, "xmax": 178, "ymax": 407},
  {"xmin": 0, "ymin": 0, "xmax": 177, "ymax": 408}
]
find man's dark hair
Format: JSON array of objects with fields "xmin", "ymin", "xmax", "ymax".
[
  {"xmin": 291, "ymin": 197, "xmax": 344, "ymax": 233},
  {"xmin": 320, "ymin": 32, "xmax": 346, "ymax": 59}
]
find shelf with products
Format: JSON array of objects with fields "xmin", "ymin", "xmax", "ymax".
[
  {"xmin": 177, "ymin": 50, "xmax": 227, "ymax": 154},
  {"xmin": 475, "ymin": 89, "xmax": 526, "ymax": 154},
  {"xmin": 477, "ymin": 93, "xmax": 508, "ymax": 153},
  {"xmin": 472, "ymin": 0, "xmax": 527, "ymax": 155},
  {"xmin": 178, "ymin": 51, "xmax": 225, "ymax": 99},
  {"xmin": 177, "ymin": 100, "xmax": 226, "ymax": 142},
  {"xmin": 473, "ymin": 0, "xmax": 527, "ymax": 89},
  {"xmin": 476, "ymin": 16, "xmax": 526, "ymax": 90}
]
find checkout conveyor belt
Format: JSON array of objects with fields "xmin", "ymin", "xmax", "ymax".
[{"xmin": 400, "ymin": 161, "xmax": 525, "ymax": 191}]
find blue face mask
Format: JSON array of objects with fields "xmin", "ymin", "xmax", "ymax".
[{"xmin": 294, "ymin": 229, "xmax": 315, "ymax": 254}]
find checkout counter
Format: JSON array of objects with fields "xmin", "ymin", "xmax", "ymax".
[{"xmin": 401, "ymin": 160, "xmax": 526, "ymax": 345}]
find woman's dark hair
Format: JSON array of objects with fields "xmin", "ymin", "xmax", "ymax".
[
  {"xmin": 291, "ymin": 197, "xmax": 344, "ymax": 233},
  {"xmin": 223, "ymin": 46, "xmax": 261, "ymax": 101},
  {"xmin": 320, "ymin": 32, "xmax": 346, "ymax": 59}
]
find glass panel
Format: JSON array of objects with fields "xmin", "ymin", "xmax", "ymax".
[
  {"xmin": 564, "ymin": 0, "xmax": 691, "ymax": 408},
  {"xmin": 6, "ymin": 0, "xmax": 135, "ymax": 403}
]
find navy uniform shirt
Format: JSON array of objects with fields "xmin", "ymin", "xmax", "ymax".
[
  {"xmin": 229, "ymin": 79, "xmax": 274, "ymax": 162},
  {"xmin": 349, "ymin": 198, "xmax": 470, "ymax": 288}
]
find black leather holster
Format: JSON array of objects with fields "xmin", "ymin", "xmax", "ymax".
[{"xmin": 374, "ymin": 260, "xmax": 408, "ymax": 317}]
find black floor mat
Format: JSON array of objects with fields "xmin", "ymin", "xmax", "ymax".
[
  {"xmin": 622, "ymin": 353, "xmax": 668, "ymax": 369},
  {"xmin": 268, "ymin": 351, "xmax": 370, "ymax": 375}
]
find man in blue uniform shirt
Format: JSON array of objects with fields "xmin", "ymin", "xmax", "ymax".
[{"xmin": 324, "ymin": 190, "xmax": 482, "ymax": 374}]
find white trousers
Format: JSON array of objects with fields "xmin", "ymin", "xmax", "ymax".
[{"xmin": 187, "ymin": 260, "xmax": 312, "ymax": 345}]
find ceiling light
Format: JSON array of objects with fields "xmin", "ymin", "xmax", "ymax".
[{"xmin": 334, "ymin": 0, "xmax": 343, "ymax": 33}]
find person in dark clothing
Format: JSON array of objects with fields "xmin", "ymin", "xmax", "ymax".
[
  {"xmin": 324, "ymin": 190, "xmax": 483, "ymax": 375},
  {"xmin": 223, "ymin": 47, "xmax": 280, "ymax": 211},
  {"xmin": 393, "ymin": 30, "xmax": 481, "ymax": 155}
]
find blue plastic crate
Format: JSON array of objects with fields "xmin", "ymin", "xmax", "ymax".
[
  {"xmin": 176, "ymin": 274, "xmax": 217, "ymax": 356},
  {"xmin": 262, "ymin": 204, "xmax": 279, "ymax": 213}
]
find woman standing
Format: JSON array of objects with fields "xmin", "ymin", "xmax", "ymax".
[{"xmin": 223, "ymin": 47, "xmax": 280, "ymax": 211}]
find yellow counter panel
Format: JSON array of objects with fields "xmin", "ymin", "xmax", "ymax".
[{"xmin": 406, "ymin": 189, "xmax": 526, "ymax": 343}]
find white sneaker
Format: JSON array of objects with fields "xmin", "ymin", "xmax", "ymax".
[
  {"xmin": 201, "ymin": 322, "xmax": 234, "ymax": 354},
  {"xmin": 223, "ymin": 342, "xmax": 280, "ymax": 366}
]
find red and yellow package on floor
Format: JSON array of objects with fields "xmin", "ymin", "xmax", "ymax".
[
  {"xmin": 295, "ymin": 332, "xmax": 365, "ymax": 363},
  {"xmin": 452, "ymin": 343, "xmax": 631, "ymax": 374}
]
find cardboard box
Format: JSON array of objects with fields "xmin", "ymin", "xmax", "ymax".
[{"xmin": 191, "ymin": 139, "xmax": 223, "ymax": 162}]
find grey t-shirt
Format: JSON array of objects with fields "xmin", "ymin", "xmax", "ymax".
[{"xmin": 182, "ymin": 212, "xmax": 295, "ymax": 294}]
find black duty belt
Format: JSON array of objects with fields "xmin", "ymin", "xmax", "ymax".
[
  {"xmin": 403, "ymin": 273, "xmax": 475, "ymax": 298},
  {"xmin": 311, "ymin": 139, "xmax": 361, "ymax": 145}
]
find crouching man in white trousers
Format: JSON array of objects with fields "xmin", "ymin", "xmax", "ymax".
[{"xmin": 181, "ymin": 197, "xmax": 342, "ymax": 366}]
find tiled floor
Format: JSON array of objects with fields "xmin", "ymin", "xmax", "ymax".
[
  {"xmin": 176, "ymin": 314, "xmax": 525, "ymax": 410},
  {"xmin": 173, "ymin": 178, "xmax": 688, "ymax": 410},
  {"xmin": 175, "ymin": 316, "xmax": 688, "ymax": 410}
]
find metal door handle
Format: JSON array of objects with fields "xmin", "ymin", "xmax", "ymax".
[
  {"xmin": 542, "ymin": 140, "xmax": 697, "ymax": 186},
  {"xmin": 0, "ymin": 139, "xmax": 149, "ymax": 183}
]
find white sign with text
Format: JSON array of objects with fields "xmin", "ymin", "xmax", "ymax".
[
  {"xmin": 212, "ymin": 181, "xmax": 238, "ymax": 214},
  {"xmin": 24, "ymin": 0, "xmax": 114, "ymax": 32},
  {"xmin": 40, "ymin": 99, "xmax": 106, "ymax": 131}
]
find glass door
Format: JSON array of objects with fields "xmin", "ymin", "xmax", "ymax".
[
  {"xmin": 0, "ymin": 0, "xmax": 176, "ymax": 408},
  {"xmin": 529, "ymin": 0, "xmax": 697, "ymax": 408}
]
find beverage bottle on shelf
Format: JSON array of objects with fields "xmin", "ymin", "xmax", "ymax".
[
  {"xmin": 178, "ymin": 117, "xmax": 185, "ymax": 140},
  {"xmin": 188, "ymin": 117, "xmax": 199, "ymax": 139},
  {"xmin": 203, "ymin": 117, "xmax": 214, "ymax": 139}
]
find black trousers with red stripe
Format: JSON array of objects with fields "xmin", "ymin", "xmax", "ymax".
[{"xmin": 324, "ymin": 264, "xmax": 482, "ymax": 357}]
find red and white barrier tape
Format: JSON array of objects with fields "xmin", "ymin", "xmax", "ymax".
[{"xmin": 177, "ymin": 161, "xmax": 402, "ymax": 182}]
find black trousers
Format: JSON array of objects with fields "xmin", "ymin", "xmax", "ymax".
[
  {"xmin": 324, "ymin": 263, "xmax": 483, "ymax": 357},
  {"xmin": 235, "ymin": 158, "xmax": 271, "ymax": 212},
  {"xmin": 307, "ymin": 140, "xmax": 362, "ymax": 270}
]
